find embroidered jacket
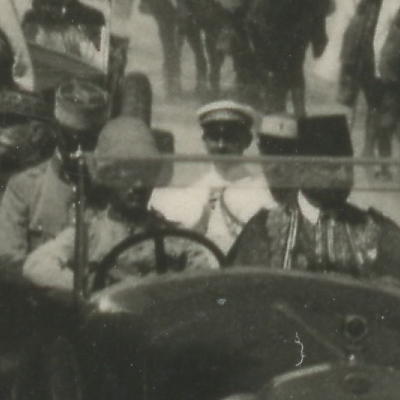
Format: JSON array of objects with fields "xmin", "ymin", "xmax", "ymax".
[{"xmin": 227, "ymin": 200, "xmax": 400, "ymax": 280}]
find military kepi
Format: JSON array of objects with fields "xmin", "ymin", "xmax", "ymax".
[
  {"xmin": 298, "ymin": 115, "xmax": 353, "ymax": 157},
  {"xmin": 197, "ymin": 100, "xmax": 254, "ymax": 127},
  {"xmin": 257, "ymin": 114, "xmax": 298, "ymax": 155},
  {"xmin": 55, "ymin": 79, "xmax": 109, "ymax": 131}
]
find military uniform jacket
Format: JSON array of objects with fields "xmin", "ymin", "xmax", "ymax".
[
  {"xmin": 23, "ymin": 208, "xmax": 219, "ymax": 290},
  {"xmin": 150, "ymin": 166, "xmax": 276, "ymax": 253},
  {"xmin": 0, "ymin": 156, "xmax": 74, "ymax": 270},
  {"xmin": 227, "ymin": 197, "xmax": 400, "ymax": 280}
]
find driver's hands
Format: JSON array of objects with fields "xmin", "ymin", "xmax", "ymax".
[
  {"xmin": 163, "ymin": 238, "xmax": 220, "ymax": 271},
  {"xmin": 108, "ymin": 238, "xmax": 220, "ymax": 278},
  {"xmin": 23, "ymin": 229, "xmax": 75, "ymax": 291}
]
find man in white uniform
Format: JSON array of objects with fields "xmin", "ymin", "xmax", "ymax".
[{"xmin": 151, "ymin": 100, "xmax": 276, "ymax": 253}]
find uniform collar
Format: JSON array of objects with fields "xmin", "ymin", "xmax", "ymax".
[{"xmin": 298, "ymin": 191, "xmax": 320, "ymax": 225}]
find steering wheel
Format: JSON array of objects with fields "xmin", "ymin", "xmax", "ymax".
[{"xmin": 92, "ymin": 228, "xmax": 226, "ymax": 291}]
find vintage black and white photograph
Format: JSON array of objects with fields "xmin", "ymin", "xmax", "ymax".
[{"xmin": 0, "ymin": 0, "xmax": 400, "ymax": 399}]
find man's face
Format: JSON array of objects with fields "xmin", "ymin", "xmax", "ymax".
[
  {"xmin": 105, "ymin": 161, "xmax": 161, "ymax": 216},
  {"xmin": 112, "ymin": 179, "xmax": 153, "ymax": 215},
  {"xmin": 202, "ymin": 121, "xmax": 251, "ymax": 159},
  {"xmin": 301, "ymin": 163, "xmax": 354, "ymax": 208},
  {"xmin": 258, "ymin": 137, "xmax": 298, "ymax": 203}
]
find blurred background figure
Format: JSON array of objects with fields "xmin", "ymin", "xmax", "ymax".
[
  {"xmin": 245, "ymin": 0, "xmax": 333, "ymax": 116},
  {"xmin": 22, "ymin": 0, "xmax": 107, "ymax": 70},
  {"xmin": 338, "ymin": 0, "xmax": 400, "ymax": 180},
  {"xmin": 139, "ymin": 0, "xmax": 183, "ymax": 98}
]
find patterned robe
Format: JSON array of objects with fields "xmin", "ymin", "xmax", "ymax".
[{"xmin": 227, "ymin": 202, "xmax": 400, "ymax": 280}]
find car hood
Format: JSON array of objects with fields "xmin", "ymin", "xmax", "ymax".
[{"xmin": 81, "ymin": 269, "xmax": 400, "ymax": 397}]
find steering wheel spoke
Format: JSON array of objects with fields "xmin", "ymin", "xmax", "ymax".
[{"xmin": 91, "ymin": 228, "xmax": 226, "ymax": 291}]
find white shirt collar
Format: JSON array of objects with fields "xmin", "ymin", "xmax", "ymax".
[{"xmin": 298, "ymin": 191, "xmax": 320, "ymax": 225}]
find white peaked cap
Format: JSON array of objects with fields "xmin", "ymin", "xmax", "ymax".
[{"xmin": 197, "ymin": 100, "xmax": 255, "ymax": 127}]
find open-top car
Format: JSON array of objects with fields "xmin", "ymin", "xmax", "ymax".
[{"xmin": 0, "ymin": 150, "xmax": 400, "ymax": 400}]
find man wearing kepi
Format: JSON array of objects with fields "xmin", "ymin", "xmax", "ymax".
[
  {"xmin": 0, "ymin": 79, "xmax": 108, "ymax": 273},
  {"xmin": 228, "ymin": 115, "xmax": 400, "ymax": 281},
  {"xmin": 207, "ymin": 114, "xmax": 299, "ymax": 252},
  {"xmin": 152, "ymin": 100, "xmax": 274, "ymax": 253},
  {"xmin": 227, "ymin": 113, "xmax": 300, "ymax": 264}
]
